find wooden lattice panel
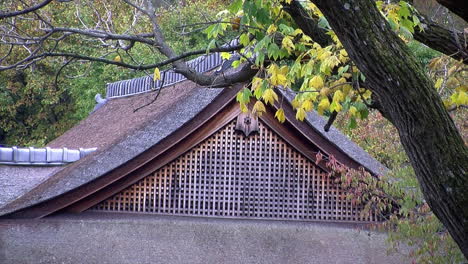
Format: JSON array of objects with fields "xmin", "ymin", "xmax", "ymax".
[{"xmin": 91, "ymin": 119, "xmax": 376, "ymax": 222}]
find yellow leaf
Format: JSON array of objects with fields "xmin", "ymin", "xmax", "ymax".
[
  {"xmin": 452, "ymin": 91, "xmax": 468, "ymax": 106},
  {"xmin": 320, "ymin": 87, "xmax": 330, "ymax": 97},
  {"xmin": 268, "ymin": 64, "xmax": 288, "ymax": 86},
  {"xmin": 333, "ymin": 90, "xmax": 344, "ymax": 103},
  {"xmin": 240, "ymin": 103, "xmax": 248, "ymax": 113},
  {"xmin": 262, "ymin": 89, "xmax": 278, "ymax": 105},
  {"xmin": 113, "ymin": 55, "xmax": 121, "ymax": 62},
  {"xmin": 220, "ymin": 52, "xmax": 232, "ymax": 60},
  {"xmin": 296, "ymin": 108, "xmax": 306, "ymax": 121},
  {"xmin": 275, "ymin": 108, "xmax": 286, "ymax": 123},
  {"xmin": 301, "ymin": 34, "xmax": 313, "ymax": 43},
  {"xmin": 292, "ymin": 28, "xmax": 303, "ymax": 36},
  {"xmin": 330, "ymin": 101, "xmax": 342, "ymax": 112},
  {"xmin": 304, "ymin": 91, "xmax": 319, "ymax": 102},
  {"xmin": 251, "ymin": 77, "xmax": 262, "ymax": 91},
  {"xmin": 291, "ymin": 98, "xmax": 300, "ymax": 109},
  {"xmin": 434, "ymin": 78, "xmax": 443, "ymax": 89},
  {"xmin": 349, "ymin": 106, "xmax": 358, "ymax": 116},
  {"xmin": 456, "ymin": 85, "xmax": 467, "ymax": 92},
  {"xmin": 317, "ymin": 98, "xmax": 330, "ymax": 115},
  {"xmin": 279, "ymin": 65, "xmax": 289, "ymax": 75},
  {"xmin": 271, "ymin": 73, "xmax": 287, "ymax": 86},
  {"xmin": 318, "ymin": 50, "xmax": 332, "ymax": 61},
  {"xmin": 153, "ymin": 67, "xmax": 161, "ymax": 81},
  {"xmin": 282, "ymin": 36, "xmax": 295, "ymax": 53},
  {"xmin": 309, "ymin": 75, "xmax": 324, "ymax": 89},
  {"xmin": 267, "ymin": 64, "xmax": 279, "ymax": 75},
  {"xmin": 266, "ymin": 24, "xmax": 277, "ymax": 34},
  {"xmin": 342, "ymin": 84, "xmax": 352, "ymax": 95},
  {"xmin": 323, "ymin": 56, "xmax": 341, "ymax": 69},
  {"xmin": 253, "ymin": 101, "xmax": 266, "ymax": 116},
  {"xmin": 301, "ymin": 100, "xmax": 313, "ymax": 111},
  {"xmin": 342, "ymin": 73, "xmax": 352, "ymax": 79},
  {"xmin": 339, "ymin": 49, "xmax": 348, "ymax": 57},
  {"xmin": 362, "ymin": 90, "xmax": 372, "ymax": 100}
]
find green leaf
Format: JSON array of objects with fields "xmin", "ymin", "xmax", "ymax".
[
  {"xmin": 236, "ymin": 87, "xmax": 252, "ymax": 104},
  {"xmin": 359, "ymin": 73, "xmax": 366, "ymax": 82},
  {"xmin": 267, "ymin": 42, "xmax": 281, "ymax": 60},
  {"xmin": 338, "ymin": 65, "xmax": 349, "ymax": 76},
  {"xmin": 204, "ymin": 24, "xmax": 216, "ymax": 38},
  {"xmin": 398, "ymin": 1, "xmax": 411, "ymax": 18},
  {"xmin": 254, "ymin": 80, "xmax": 267, "ymax": 99},
  {"xmin": 348, "ymin": 117, "xmax": 357, "ymax": 129},
  {"xmin": 239, "ymin": 33, "xmax": 250, "ymax": 46},
  {"xmin": 278, "ymin": 24, "xmax": 294, "ymax": 35},
  {"xmin": 401, "ymin": 19, "xmax": 414, "ymax": 34},
  {"xmin": 359, "ymin": 108, "xmax": 369, "ymax": 119},
  {"xmin": 318, "ymin": 16, "xmax": 330, "ymax": 29},
  {"xmin": 255, "ymin": 52, "xmax": 265, "ymax": 66},
  {"xmin": 231, "ymin": 60, "xmax": 241, "ymax": 68},
  {"xmin": 228, "ymin": 0, "xmax": 242, "ymax": 13},
  {"xmin": 206, "ymin": 39, "xmax": 216, "ymax": 53}
]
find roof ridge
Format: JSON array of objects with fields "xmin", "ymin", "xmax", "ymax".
[
  {"xmin": 0, "ymin": 146, "xmax": 97, "ymax": 166},
  {"xmin": 104, "ymin": 39, "xmax": 239, "ymax": 99}
]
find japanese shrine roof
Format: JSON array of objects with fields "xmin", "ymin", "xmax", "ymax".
[{"xmin": 0, "ymin": 55, "xmax": 386, "ymax": 218}]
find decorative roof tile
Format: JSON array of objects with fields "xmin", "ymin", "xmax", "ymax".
[
  {"xmin": 0, "ymin": 147, "xmax": 97, "ymax": 166},
  {"xmin": 105, "ymin": 52, "xmax": 223, "ymax": 99}
]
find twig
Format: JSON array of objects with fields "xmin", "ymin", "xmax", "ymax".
[{"xmin": 133, "ymin": 71, "xmax": 167, "ymax": 113}]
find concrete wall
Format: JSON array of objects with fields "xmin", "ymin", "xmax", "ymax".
[{"xmin": 0, "ymin": 213, "xmax": 407, "ymax": 264}]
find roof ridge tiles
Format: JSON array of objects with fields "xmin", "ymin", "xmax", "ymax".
[
  {"xmin": 105, "ymin": 52, "xmax": 223, "ymax": 99},
  {"xmin": 0, "ymin": 146, "xmax": 97, "ymax": 166},
  {"xmin": 104, "ymin": 39, "xmax": 240, "ymax": 99}
]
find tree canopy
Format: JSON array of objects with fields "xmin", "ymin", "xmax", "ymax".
[{"xmin": 0, "ymin": 0, "xmax": 467, "ymax": 260}]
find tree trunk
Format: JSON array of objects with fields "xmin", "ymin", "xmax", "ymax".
[{"xmin": 311, "ymin": 0, "xmax": 468, "ymax": 257}]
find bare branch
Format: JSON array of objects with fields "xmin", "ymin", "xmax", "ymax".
[
  {"xmin": 0, "ymin": 44, "xmax": 244, "ymax": 71},
  {"xmin": 448, "ymin": 104, "xmax": 468, "ymax": 112},
  {"xmin": 0, "ymin": 0, "xmax": 53, "ymax": 19}
]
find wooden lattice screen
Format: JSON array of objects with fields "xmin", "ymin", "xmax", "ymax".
[{"xmin": 91, "ymin": 119, "xmax": 377, "ymax": 222}]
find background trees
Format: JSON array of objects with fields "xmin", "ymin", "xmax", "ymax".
[{"xmin": 0, "ymin": 0, "xmax": 467, "ymax": 260}]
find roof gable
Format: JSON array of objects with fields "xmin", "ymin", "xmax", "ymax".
[
  {"xmin": 3, "ymin": 85, "xmax": 386, "ymax": 219},
  {"xmin": 88, "ymin": 117, "xmax": 379, "ymax": 222}
]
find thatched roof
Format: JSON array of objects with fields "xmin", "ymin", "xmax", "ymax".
[{"xmin": 0, "ymin": 69, "xmax": 386, "ymax": 218}]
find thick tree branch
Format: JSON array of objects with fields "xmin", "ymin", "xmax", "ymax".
[
  {"xmin": 281, "ymin": 0, "xmax": 332, "ymax": 47},
  {"xmin": 436, "ymin": 0, "xmax": 468, "ymax": 22},
  {"xmin": 174, "ymin": 62, "xmax": 257, "ymax": 88},
  {"xmin": 0, "ymin": 0, "xmax": 53, "ymax": 19},
  {"xmin": 324, "ymin": 111, "xmax": 338, "ymax": 132},
  {"xmin": 413, "ymin": 14, "xmax": 467, "ymax": 63}
]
